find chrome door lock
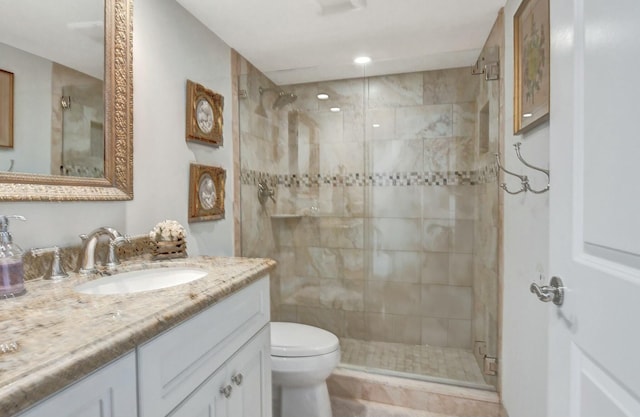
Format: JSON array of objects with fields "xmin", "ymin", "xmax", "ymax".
[{"xmin": 530, "ymin": 276, "xmax": 564, "ymax": 306}]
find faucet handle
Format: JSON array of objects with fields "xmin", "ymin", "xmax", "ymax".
[
  {"xmin": 106, "ymin": 235, "xmax": 131, "ymax": 270},
  {"xmin": 31, "ymin": 246, "xmax": 69, "ymax": 281}
]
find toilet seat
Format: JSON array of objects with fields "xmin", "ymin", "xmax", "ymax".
[{"xmin": 271, "ymin": 322, "xmax": 339, "ymax": 357}]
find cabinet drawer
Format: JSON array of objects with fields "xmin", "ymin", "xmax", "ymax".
[{"xmin": 138, "ymin": 276, "xmax": 270, "ymax": 417}]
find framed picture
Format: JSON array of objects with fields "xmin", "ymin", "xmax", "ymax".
[
  {"xmin": 188, "ymin": 163, "xmax": 225, "ymax": 222},
  {"xmin": 513, "ymin": 0, "xmax": 550, "ymax": 135},
  {"xmin": 0, "ymin": 69, "xmax": 14, "ymax": 148},
  {"xmin": 185, "ymin": 80, "xmax": 223, "ymax": 146}
]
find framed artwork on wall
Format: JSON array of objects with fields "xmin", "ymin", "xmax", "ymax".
[
  {"xmin": 185, "ymin": 80, "xmax": 223, "ymax": 146},
  {"xmin": 188, "ymin": 163, "xmax": 225, "ymax": 222},
  {"xmin": 0, "ymin": 69, "xmax": 14, "ymax": 148},
  {"xmin": 513, "ymin": 0, "xmax": 550, "ymax": 135}
]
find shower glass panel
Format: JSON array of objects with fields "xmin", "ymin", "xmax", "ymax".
[
  {"xmin": 238, "ymin": 58, "xmax": 500, "ymax": 390},
  {"xmin": 60, "ymin": 83, "xmax": 104, "ymax": 177}
]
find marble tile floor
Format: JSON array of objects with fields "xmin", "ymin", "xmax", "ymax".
[
  {"xmin": 339, "ymin": 338, "xmax": 488, "ymax": 387},
  {"xmin": 332, "ymin": 396, "xmax": 453, "ymax": 417}
]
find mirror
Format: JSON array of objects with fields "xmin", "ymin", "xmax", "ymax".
[{"xmin": 0, "ymin": 0, "xmax": 133, "ymax": 201}]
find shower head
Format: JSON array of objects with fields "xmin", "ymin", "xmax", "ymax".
[
  {"xmin": 272, "ymin": 91, "xmax": 297, "ymax": 109},
  {"xmin": 258, "ymin": 86, "xmax": 297, "ymax": 110}
]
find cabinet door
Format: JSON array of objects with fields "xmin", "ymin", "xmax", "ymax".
[
  {"xmin": 168, "ymin": 366, "xmax": 228, "ymax": 417},
  {"xmin": 18, "ymin": 352, "xmax": 137, "ymax": 417},
  {"xmin": 227, "ymin": 326, "xmax": 271, "ymax": 417},
  {"xmin": 169, "ymin": 326, "xmax": 271, "ymax": 417}
]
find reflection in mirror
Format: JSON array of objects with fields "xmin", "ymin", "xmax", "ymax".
[
  {"xmin": 0, "ymin": 0, "xmax": 133, "ymax": 201},
  {"xmin": 0, "ymin": 1, "xmax": 104, "ymax": 178}
]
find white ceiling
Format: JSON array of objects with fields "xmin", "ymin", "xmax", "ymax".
[{"xmin": 176, "ymin": 0, "xmax": 505, "ymax": 85}]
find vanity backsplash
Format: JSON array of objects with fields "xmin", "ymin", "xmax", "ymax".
[{"xmin": 22, "ymin": 236, "xmax": 155, "ymax": 281}]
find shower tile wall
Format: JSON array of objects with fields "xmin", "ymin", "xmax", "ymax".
[{"xmin": 237, "ymin": 52, "xmax": 498, "ymax": 375}]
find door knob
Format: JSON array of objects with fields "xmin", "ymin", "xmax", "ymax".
[{"xmin": 530, "ymin": 276, "xmax": 564, "ymax": 306}]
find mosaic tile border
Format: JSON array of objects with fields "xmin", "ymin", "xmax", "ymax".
[{"xmin": 241, "ymin": 163, "xmax": 497, "ymax": 188}]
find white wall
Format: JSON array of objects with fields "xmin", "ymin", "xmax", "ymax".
[
  {"xmin": 1, "ymin": 0, "xmax": 234, "ymax": 256},
  {"xmin": 128, "ymin": 0, "xmax": 234, "ymax": 256},
  {"xmin": 500, "ymin": 0, "xmax": 550, "ymax": 416},
  {"xmin": 0, "ymin": 44, "xmax": 52, "ymax": 175}
]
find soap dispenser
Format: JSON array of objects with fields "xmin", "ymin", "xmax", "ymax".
[{"xmin": 0, "ymin": 215, "xmax": 27, "ymax": 298}]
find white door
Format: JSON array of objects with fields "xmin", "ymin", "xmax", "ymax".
[{"xmin": 549, "ymin": 0, "xmax": 640, "ymax": 416}]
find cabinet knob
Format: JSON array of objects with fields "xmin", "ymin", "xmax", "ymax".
[
  {"xmin": 220, "ymin": 385, "xmax": 232, "ymax": 398},
  {"xmin": 231, "ymin": 373, "xmax": 243, "ymax": 386}
]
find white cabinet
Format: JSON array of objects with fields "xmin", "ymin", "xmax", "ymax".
[
  {"xmin": 18, "ymin": 351, "xmax": 137, "ymax": 417},
  {"xmin": 169, "ymin": 326, "xmax": 271, "ymax": 417},
  {"xmin": 138, "ymin": 276, "xmax": 271, "ymax": 417},
  {"xmin": 15, "ymin": 276, "xmax": 271, "ymax": 417}
]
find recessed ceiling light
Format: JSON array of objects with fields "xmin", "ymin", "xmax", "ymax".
[
  {"xmin": 330, "ymin": 107, "xmax": 341, "ymax": 112},
  {"xmin": 354, "ymin": 56, "xmax": 371, "ymax": 64},
  {"xmin": 317, "ymin": 93, "xmax": 329, "ymax": 100},
  {"xmin": 523, "ymin": 113, "xmax": 533, "ymax": 118},
  {"xmin": 372, "ymin": 123, "xmax": 381, "ymax": 128}
]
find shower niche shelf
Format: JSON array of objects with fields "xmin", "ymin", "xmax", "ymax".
[{"xmin": 270, "ymin": 214, "xmax": 303, "ymax": 219}]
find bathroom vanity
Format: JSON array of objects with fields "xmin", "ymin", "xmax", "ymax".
[{"xmin": 0, "ymin": 256, "xmax": 276, "ymax": 417}]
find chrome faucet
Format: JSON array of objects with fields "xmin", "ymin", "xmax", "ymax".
[{"xmin": 79, "ymin": 227, "xmax": 128, "ymax": 275}]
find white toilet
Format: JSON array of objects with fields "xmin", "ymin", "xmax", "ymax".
[{"xmin": 270, "ymin": 322, "xmax": 340, "ymax": 417}]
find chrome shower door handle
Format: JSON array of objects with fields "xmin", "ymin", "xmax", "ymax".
[{"xmin": 530, "ymin": 276, "xmax": 565, "ymax": 306}]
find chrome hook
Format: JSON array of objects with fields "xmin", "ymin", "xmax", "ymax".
[
  {"xmin": 514, "ymin": 143, "xmax": 550, "ymax": 193},
  {"xmin": 495, "ymin": 153, "xmax": 528, "ymax": 195}
]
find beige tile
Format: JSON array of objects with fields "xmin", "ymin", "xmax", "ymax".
[
  {"xmin": 368, "ymin": 73, "xmax": 424, "ymax": 109},
  {"xmin": 422, "ymin": 252, "xmax": 450, "ymax": 285},
  {"xmin": 366, "ymin": 108, "xmax": 396, "ymax": 141},
  {"xmin": 370, "ymin": 139, "xmax": 424, "ymax": 173},
  {"xmin": 423, "ymin": 187, "xmax": 451, "ymax": 219},
  {"xmin": 365, "ymin": 281, "xmax": 422, "ymax": 315},
  {"xmin": 370, "ymin": 250, "xmax": 421, "ymax": 283},
  {"xmin": 422, "ymin": 67, "xmax": 480, "ymax": 105},
  {"xmin": 365, "ymin": 313, "xmax": 422, "ymax": 344},
  {"xmin": 422, "ymin": 220, "xmax": 451, "ymax": 252},
  {"xmin": 447, "ymin": 319, "xmax": 472, "ymax": 349},
  {"xmin": 297, "ymin": 306, "xmax": 345, "ymax": 337},
  {"xmin": 396, "ymin": 105, "xmax": 452, "ymax": 140},
  {"xmin": 450, "ymin": 220, "xmax": 474, "ymax": 254},
  {"xmin": 319, "ymin": 217, "xmax": 365, "ymax": 249},
  {"xmin": 371, "ymin": 186, "xmax": 422, "ymax": 219},
  {"xmin": 341, "ymin": 248, "xmax": 365, "ymax": 281},
  {"xmin": 424, "ymin": 138, "xmax": 450, "ymax": 172},
  {"xmin": 344, "ymin": 311, "xmax": 367, "ymax": 340},
  {"xmin": 370, "ymin": 218, "xmax": 422, "ymax": 251},
  {"xmin": 421, "ymin": 318, "xmax": 449, "ymax": 347},
  {"xmin": 449, "ymin": 253, "xmax": 473, "ymax": 286},
  {"xmin": 421, "ymin": 285, "xmax": 472, "ymax": 320},
  {"xmin": 321, "ymin": 278, "xmax": 365, "ymax": 311}
]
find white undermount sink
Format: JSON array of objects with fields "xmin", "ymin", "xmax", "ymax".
[{"xmin": 74, "ymin": 267, "xmax": 208, "ymax": 295}]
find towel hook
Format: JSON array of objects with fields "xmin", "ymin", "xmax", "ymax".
[
  {"xmin": 495, "ymin": 153, "xmax": 528, "ymax": 195},
  {"xmin": 513, "ymin": 142, "xmax": 550, "ymax": 193}
]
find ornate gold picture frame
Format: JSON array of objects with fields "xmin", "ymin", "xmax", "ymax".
[
  {"xmin": 0, "ymin": 69, "xmax": 14, "ymax": 148},
  {"xmin": 186, "ymin": 80, "xmax": 223, "ymax": 146},
  {"xmin": 514, "ymin": 0, "xmax": 550, "ymax": 135},
  {"xmin": 188, "ymin": 163, "xmax": 225, "ymax": 222}
]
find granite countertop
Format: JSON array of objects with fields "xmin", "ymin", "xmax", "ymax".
[{"xmin": 0, "ymin": 255, "xmax": 276, "ymax": 416}]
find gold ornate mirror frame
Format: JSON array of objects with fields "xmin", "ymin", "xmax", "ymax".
[{"xmin": 0, "ymin": 0, "xmax": 133, "ymax": 201}]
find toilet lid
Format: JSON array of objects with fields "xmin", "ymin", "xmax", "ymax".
[{"xmin": 271, "ymin": 322, "xmax": 339, "ymax": 357}]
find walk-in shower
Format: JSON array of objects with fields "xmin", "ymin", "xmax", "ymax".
[{"xmin": 238, "ymin": 54, "xmax": 500, "ymax": 391}]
